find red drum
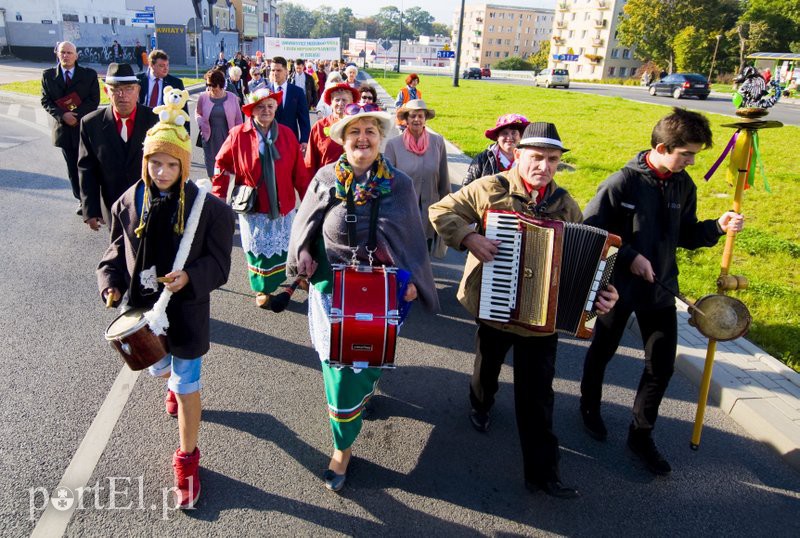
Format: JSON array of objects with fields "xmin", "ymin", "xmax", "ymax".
[
  {"xmin": 105, "ymin": 308, "xmax": 169, "ymax": 371},
  {"xmin": 330, "ymin": 264, "xmax": 400, "ymax": 369}
]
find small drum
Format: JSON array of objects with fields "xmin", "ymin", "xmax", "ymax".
[
  {"xmin": 330, "ymin": 264, "xmax": 400, "ymax": 369},
  {"xmin": 105, "ymin": 308, "xmax": 169, "ymax": 371}
]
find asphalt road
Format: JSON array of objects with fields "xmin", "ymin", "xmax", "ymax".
[
  {"xmin": 482, "ymin": 75, "xmax": 800, "ymax": 127},
  {"xmin": 1, "ymin": 98, "xmax": 799, "ymax": 536}
]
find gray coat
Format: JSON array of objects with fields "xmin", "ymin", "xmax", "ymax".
[
  {"xmin": 97, "ymin": 180, "xmax": 235, "ymax": 358},
  {"xmin": 383, "ymin": 131, "xmax": 451, "ymax": 239},
  {"xmin": 286, "ymin": 163, "xmax": 439, "ymax": 312}
]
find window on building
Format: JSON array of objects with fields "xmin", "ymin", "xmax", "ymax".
[
  {"xmin": 504, "ymin": 52, "xmax": 509, "ymax": 57},
  {"xmin": 111, "ymin": 17, "xmax": 118, "ymax": 33},
  {"xmin": 622, "ymin": 49, "xmax": 631, "ymax": 59},
  {"xmin": 619, "ymin": 67, "xmax": 627, "ymax": 76},
  {"xmin": 489, "ymin": 12, "xmax": 495, "ymax": 18},
  {"xmin": 93, "ymin": 16, "xmax": 97, "ymax": 23},
  {"xmin": 119, "ymin": 19, "xmax": 125, "ymax": 26},
  {"xmin": 102, "ymin": 17, "xmax": 110, "ymax": 24},
  {"xmin": 514, "ymin": 45, "xmax": 519, "ymax": 52},
  {"xmin": 498, "ymin": 13, "xmax": 504, "ymax": 19},
  {"xmin": 85, "ymin": 16, "xmax": 88, "ymax": 22},
  {"xmin": 504, "ymin": 39, "xmax": 510, "ymax": 45},
  {"xmin": 610, "ymin": 48, "xmax": 619, "ymax": 58},
  {"xmin": 581, "ymin": 30, "xmax": 586, "ymax": 38},
  {"xmin": 609, "ymin": 66, "xmax": 616, "ymax": 76},
  {"xmin": 62, "ymin": 13, "xmax": 79, "ymax": 22},
  {"xmin": 576, "ymin": 64, "xmax": 582, "ymax": 73},
  {"xmin": 486, "ymin": 51, "xmax": 491, "ymax": 57},
  {"xmin": 489, "ymin": 25, "xmax": 494, "ymax": 31},
  {"xmin": 571, "ymin": 13, "xmax": 576, "ymax": 20},
  {"xmin": 569, "ymin": 30, "xmax": 574, "ymax": 38},
  {"xmin": 585, "ymin": 12, "xmax": 591, "ymax": 20},
  {"xmin": 579, "ymin": 47, "xmax": 584, "ymax": 54}
]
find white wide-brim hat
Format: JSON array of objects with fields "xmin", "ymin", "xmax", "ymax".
[{"xmin": 329, "ymin": 108, "xmax": 395, "ymax": 145}]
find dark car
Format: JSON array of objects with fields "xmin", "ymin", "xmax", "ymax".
[
  {"xmin": 649, "ymin": 73, "xmax": 710, "ymax": 100},
  {"xmin": 462, "ymin": 67, "xmax": 482, "ymax": 79},
  {"xmin": 481, "ymin": 67, "xmax": 491, "ymax": 78}
]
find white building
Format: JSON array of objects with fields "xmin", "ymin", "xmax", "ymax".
[
  {"xmin": 347, "ymin": 35, "xmax": 451, "ymax": 69},
  {"xmin": 548, "ymin": 0, "xmax": 641, "ymax": 80}
]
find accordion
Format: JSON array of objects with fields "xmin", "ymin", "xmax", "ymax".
[{"xmin": 479, "ymin": 210, "xmax": 621, "ymax": 338}]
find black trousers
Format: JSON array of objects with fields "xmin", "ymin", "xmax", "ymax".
[
  {"xmin": 61, "ymin": 146, "xmax": 81, "ymax": 201},
  {"xmin": 470, "ymin": 322, "xmax": 560, "ymax": 484},
  {"xmin": 580, "ymin": 304, "xmax": 677, "ymax": 432}
]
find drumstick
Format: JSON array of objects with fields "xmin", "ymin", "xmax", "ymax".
[
  {"xmin": 652, "ymin": 277, "xmax": 706, "ymax": 317},
  {"xmin": 269, "ymin": 275, "xmax": 306, "ymax": 313},
  {"xmin": 157, "ymin": 276, "xmax": 176, "ymax": 283},
  {"xmin": 105, "ymin": 292, "xmax": 115, "ymax": 308}
]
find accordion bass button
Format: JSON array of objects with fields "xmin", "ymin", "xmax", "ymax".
[{"xmin": 523, "ymin": 267, "xmax": 533, "ymax": 278}]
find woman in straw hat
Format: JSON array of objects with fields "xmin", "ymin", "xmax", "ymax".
[
  {"xmin": 287, "ymin": 105, "xmax": 439, "ymax": 492},
  {"xmin": 305, "ymin": 82, "xmax": 360, "ymax": 178},
  {"xmin": 98, "ymin": 116, "xmax": 234, "ymax": 509},
  {"xmin": 212, "ymin": 88, "xmax": 310, "ymax": 308},
  {"xmin": 462, "ymin": 113, "xmax": 529, "ymax": 186},
  {"xmin": 384, "ymin": 99, "xmax": 450, "ymax": 247}
]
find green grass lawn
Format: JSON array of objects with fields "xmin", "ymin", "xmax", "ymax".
[
  {"xmin": 369, "ymin": 69, "xmax": 800, "ymax": 370},
  {"xmin": 0, "ymin": 77, "xmax": 204, "ymax": 105}
]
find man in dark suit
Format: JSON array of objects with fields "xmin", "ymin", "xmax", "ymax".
[
  {"xmin": 41, "ymin": 41, "xmax": 101, "ymax": 215},
  {"xmin": 288, "ymin": 58, "xmax": 318, "ymax": 112},
  {"xmin": 137, "ymin": 49, "xmax": 189, "ymax": 133},
  {"xmin": 269, "ymin": 56, "xmax": 310, "ymax": 154},
  {"xmin": 79, "ymin": 63, "xmax": 158, "ymax": 231}
]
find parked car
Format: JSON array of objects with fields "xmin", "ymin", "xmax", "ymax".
[
  {"xmin": 649, "ymin": 73, "xmax": 710, "ymax": 100},
  {"xmin": 462, "ymin": 67, "xmax": 482, "ymax": 79},
  {"xmin": 534, "ymin": 68, "xmax": 570, "ymax": 88},
  {"xmin": 481, "ymin": 67, "xmax": 491, "ymax": 78}
]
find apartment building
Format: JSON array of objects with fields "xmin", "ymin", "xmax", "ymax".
[
  {"xmin": 548, "ymin": 0, "xmax": 641, "ymax": 80},
  {"xmin": 347, "ymin": 35, "xmax": 451, "ymax": 68},
  {"xmin": 452, "ymin": 3, "xmax": 554, "ymax": 70}
]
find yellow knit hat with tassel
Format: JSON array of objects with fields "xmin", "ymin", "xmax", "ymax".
[{"xmin": 136, "ymin": 118, "xmax": 192, "ymax": 236}]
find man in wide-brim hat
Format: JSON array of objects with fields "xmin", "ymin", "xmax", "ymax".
[
  {"xmin": 78, "ymin": 63, "xmax": 158, "ymax": 230},
  {"xmin": 430, "ymin": 121, "xmax": 618, "ymax": 500}
]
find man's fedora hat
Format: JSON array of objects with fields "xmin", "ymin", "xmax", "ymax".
[
  {"xmin": 517, "ymin": 122, "xmax": 570, "ymax": 152},
  {"xmin": 104, "ymin": 63, "xmax": 139, "ymax": 85}
]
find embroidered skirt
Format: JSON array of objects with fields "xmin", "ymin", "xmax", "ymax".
[
  {"xmin": 308, "ymin": 284, "xmax": 382, "ymax": 450},
  {"xmin": 238, "ymin": 210, "xmax": 295, "ymax": 295}
]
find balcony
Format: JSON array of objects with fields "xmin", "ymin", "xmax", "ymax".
[
  {"xmin": 592, "ymin": 38, "xmax": 604, "ymax": 47},
  {"xmin": 555, "ymin": 20, "xmax": 567, "ymax": 29},
  {"xmin": 596, "ymin": 0, "xmax": 610, "ymax": 9},
  {"xmin": 584, "ymin": 53, "xmax": 603, "ymax": 64},
  {"xmin": 557, "ymin": 2, "xmax": 569, "ymax": 11},
  {"xmin": 594, "ymin": 19, "xmax": 607, "ymax": 29},
  {"xmin": 476, "ymin": 17, "xmax": 483, "ymax": 23},
  {"xmin": 472, "ymin": 42, "xmax": 480, "ymax": 48},
  {"xmin": 553, "ymin": 35, "xmax": 565, "ymax": 45}
]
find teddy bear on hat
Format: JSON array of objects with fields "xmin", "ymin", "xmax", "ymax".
[{"xmin": 153, "ymin": 86, "xmax": 190, "ymax": 127}]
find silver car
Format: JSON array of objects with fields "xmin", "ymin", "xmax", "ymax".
[{"xmin": 534, "ymin": 68, "xmax": 570, "ymax": 89}]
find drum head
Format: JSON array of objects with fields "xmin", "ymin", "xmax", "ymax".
[
  {"xmin": 691, "ymin": 295, "xmax": 751, "ymax": 341},
  {"xmin": 105, "ymin": 308, "xmax": 149, "ymax": 339}
]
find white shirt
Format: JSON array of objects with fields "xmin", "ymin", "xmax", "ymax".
[{"xmin": 293, "ymin": 72, "xmax": 306, "ymax": 90}]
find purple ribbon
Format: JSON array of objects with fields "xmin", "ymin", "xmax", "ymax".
[{"xmin": 704, "ymin": 130, "xmax": 740, "ymax": 181}]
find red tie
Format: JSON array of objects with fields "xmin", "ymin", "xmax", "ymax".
[
  {"xmin": 149, "ymin": 80, "xmax": 160, "ymax": 108},
  {"xmin": 65, "ymin": 70, "xmax": 71, "ymax": 86}
]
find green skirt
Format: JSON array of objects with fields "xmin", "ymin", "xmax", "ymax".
[
  {"xmin": 245, "ymin": 251, "xmax": 287, "ymax": 294},
  {"xmin": 321, "ymin": 358, "xmax": 383, "ymax": 450}
]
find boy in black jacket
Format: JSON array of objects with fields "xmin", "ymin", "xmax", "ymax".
[{"xmin": 579, "ymin": 108, "xmax": 744, "ymax": 475}]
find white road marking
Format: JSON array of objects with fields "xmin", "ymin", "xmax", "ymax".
[
  {"xmin": 0, "ymin": 112, "xmax": 52, "ymax": 136},
  {"xmin": 31, "ymin": 366, "xmax": 141, "ymax": 538}
]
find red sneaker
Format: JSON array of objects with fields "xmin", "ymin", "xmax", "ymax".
[
  {"xmin": 165, "ymin": 390, "xmax": 178, "ymax": 417},
  {"xmin": 172, "ymin": 447, "xmax": 201, "ymax": 508}
]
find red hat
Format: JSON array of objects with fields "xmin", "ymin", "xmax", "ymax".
[
  {"xmin": 242, "ymin": 88, "xmax": 282, "ymax": 117},
  {"xmin": 323, "ymin": 83, "xmax": 360, "ymax": 106},
  {"xmin": 483, "ymin": 113, "xmax": 530, "ymax": 141}
]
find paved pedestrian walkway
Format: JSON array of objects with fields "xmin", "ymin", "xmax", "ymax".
[{"xmin": 363, "ymin": 71, "xmax": 800, "ymax": 472}]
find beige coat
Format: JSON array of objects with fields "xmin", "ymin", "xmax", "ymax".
[
  {"xmin": 384, "ymin": 131, "xmax": 450, "ymax": 239},
  {"xmin": 428, "ymin": 167, "xmax": 583, "ymax": 336}
]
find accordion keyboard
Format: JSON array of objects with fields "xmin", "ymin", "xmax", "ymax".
[{"xmin": 479, "ymin": 211, "xmax": 522, "ymax": 322}]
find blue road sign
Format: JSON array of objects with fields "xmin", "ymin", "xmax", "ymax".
[
  {"xmin": 150, "ymin": 36, "xmax": 156, "ymax": 49},
  {"xmin": 553, "ymin": 54, "xmax": 579, "ymax": 61},
  {"xmin": 437, "ymin": 50, "xmax": 455, "ymax": 59},
  {"xmin": 145, "ymin": 6, "xmax": 155, "ymax": 11},
  {"xmin": 132, "ymin": 18, "xmax": 154, "ymax": 24},
  {"xmin": 135, "ymin": 12, "xmax": 154, "ymax": 19}
]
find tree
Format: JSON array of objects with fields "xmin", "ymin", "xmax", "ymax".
[
  {"xmin": 403, "ymin": 6, "xmax": 434, "ymax": 38},
  {"xmin": 309, "ymin": 7, "xmax": 336, "ymax": 39},
  {"xmin": 673, "ymin": 26, "xmax": 713, "ymax": 73},
  {"xmin": 495, "ymin": 56, "xmax": 535, "ymax": 71},
  {"xmin": 374, "ymin": 6, "xmax": 412, "ymax": 40},
  {"xmin": 278, "ymin": 3, "xmax": 315, "ymax": 38},
  {"xmin": 740, "ymin": 0, "xmax": 800, "ymax": 52},
  {"xmin": 528, "ymin": 41, "xmax": 550, "ymax": 72},
  {"xmin": 431, "ymin": 22, "xmax": 451, "ymax": 37}
]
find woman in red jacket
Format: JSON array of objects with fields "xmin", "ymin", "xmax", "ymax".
[{"xmin": 212, "ymin": 88, "xmax": 310, "ymax": 308}]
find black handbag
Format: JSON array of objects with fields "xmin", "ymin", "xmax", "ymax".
[
  {"xmin": 229, "ymin": 184, "xmax": 257, "ymax": 214},
  {"xmin": 195, "ymin": 132, "xmax": 203, "ymax": 148}
]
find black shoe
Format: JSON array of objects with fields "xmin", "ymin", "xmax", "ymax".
[
  {"xmin": 526, "ymin": 480, "xmax": 580, "ymax": 499},
  {"xmin": 580, "ymin": 406, "xmax": 607, "ymax": 441},
  {"xmin": 627, "ymin": 428, "xmax": 672, "ymax": 476},
  {"xmin": 75, "ymin": 204, "xmax": 83, "ymax": 216},
  {"xmin": 469, "ymin": 409, "xmax": 490, "ymax": 432},
  {"xmin": 323, "ymin": 469, "xmax": 347, "ymax": 492}
]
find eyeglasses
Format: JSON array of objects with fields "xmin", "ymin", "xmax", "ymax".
[
  {"xmin": 108, "ymin": 86, "xmax": 137, "ymax": 96},
  {"xmin": 344, "ymin": 103, "xmax": 379, "ymax": 115},
  {"xmin": 360, "ymin": 94, "xmax": 374, "ymax": 101}
]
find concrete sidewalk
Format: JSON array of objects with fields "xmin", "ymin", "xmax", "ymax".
[{"xmin": 364, "ymin": 71, "xmax": 800, "ymax": 473}]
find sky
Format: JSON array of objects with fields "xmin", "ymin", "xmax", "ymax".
[{"xmin": 283, "ymin": 0, "xmax": 557, "ymax": 26}]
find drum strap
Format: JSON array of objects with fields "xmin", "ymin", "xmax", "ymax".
[{"xmin": 345, "ymin": 187, "xmax": 381, "ymax": 265}]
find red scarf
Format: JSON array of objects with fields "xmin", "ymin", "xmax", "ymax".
[{"xmin": 403, "ymin": 127, "xmax": 429, "ymax": 156}]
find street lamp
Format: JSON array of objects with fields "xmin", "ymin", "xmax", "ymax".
[
  {"xmin": 396, "ymin": 4, "xmax": 403, "ymax": 73},
  {"xmin": 708, "ymin": 34, "xmax": 722, "ymax": 83},
  {"xmin": 453, "ymin": 0, "xmax": 466, "ymax": 87}
]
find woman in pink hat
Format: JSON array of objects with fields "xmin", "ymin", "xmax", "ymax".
[
  {"xmin": 305, "ymin": 82, "xmax": 360, "ymax": 178},
  {"xmin": 462, "ymin": 114, "xmax": 529, "ymax": 186}
]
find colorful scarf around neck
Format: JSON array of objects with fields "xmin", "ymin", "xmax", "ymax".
[{"xmin": 334, "ymin": 152, "xmax": 394, "ymax": 205}]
